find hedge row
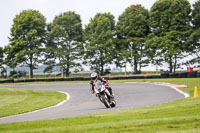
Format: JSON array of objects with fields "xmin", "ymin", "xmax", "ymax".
[{"xmin": 0, "ymin": 71, "xmax": 199, "ymax": 84}]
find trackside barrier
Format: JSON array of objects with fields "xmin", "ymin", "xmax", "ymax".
[
  {"xmin": 0, "ymin": 71, "xmax": 199, "ymax": 84},
  {"xmin": 0, "ymin": 79, "xmax": 14, "ymax": 83}
]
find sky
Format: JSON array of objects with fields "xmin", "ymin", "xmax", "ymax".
[{"xmin": 0, "ymin": 0, "xmax": 197, "ymax": 48}]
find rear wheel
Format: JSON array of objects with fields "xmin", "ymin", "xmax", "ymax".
[{"xmin": 101, "ymin": 95, "xmax": 111, "ymax": 108}]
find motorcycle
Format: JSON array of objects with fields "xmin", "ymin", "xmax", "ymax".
[{"xmin": 93, "ymin": 80, "xmax": 116, "ymax": 108}]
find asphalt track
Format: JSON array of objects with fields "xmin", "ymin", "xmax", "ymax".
[{"xmin": 0, "ymin": 83, "xmax": 187, "ymax": 124}]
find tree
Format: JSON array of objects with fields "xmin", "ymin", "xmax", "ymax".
[
  {"xmin": 0, "ymin": 47, "xmax": 3, "ymax": 67},
  {"xmin": 147, "ymin": 0, "xmax": 192, "ymax": 72},
  {"xmin": 4, "ymin": 10, "xmax": 46, "ymax": 79},
  {"xmin": 0, "ymin": 46, "xmax": 6, "ymax": 78},
  {"xmin": 116, "ymin": 4, "xmax": 149, "ymax": 74},
  {"xmin": 84, "ymin": 13, "xmax": 115, "ymax": 75},
  {"xmin": 46, "ymin": 11, "xmax": 83, "ymax": 77},
  {"xmin": 187, "ymin": 0, "xmax": 200, "ymax": 64}
]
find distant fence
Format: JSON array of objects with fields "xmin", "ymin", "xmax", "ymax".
[{"xmin": 0, "ymin": 71, "xmax": 199, "ymax": 84}]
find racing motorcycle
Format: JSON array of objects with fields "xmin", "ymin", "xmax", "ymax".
[{"xmin": 93, "ymin": 80, "xmax": 116, "ymax": 108}]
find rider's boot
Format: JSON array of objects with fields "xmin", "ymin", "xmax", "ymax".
[
  {"xmin": 109, "ymin": 87, "xmax": 114, "ymax": 99},
  {"xmin": 106, "ymin": 87, "xmax": 114, "ymax": 101},
  {"xmin": 110, "ymin": 94, "xmax": 114, "ymax": 99}
]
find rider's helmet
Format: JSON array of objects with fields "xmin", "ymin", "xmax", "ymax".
[{"xmin": 91, "ymin": 72, "xmax": 98, "ymax": 80}]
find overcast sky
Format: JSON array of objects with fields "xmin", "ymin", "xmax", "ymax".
[{"xmin": 0, "ymin": 0, "xmax": 197, "ymax": 47}]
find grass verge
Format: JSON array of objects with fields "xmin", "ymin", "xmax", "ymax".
[
  {"xmin": 0, "ymin": 88, "xmax": 66, "ymax": 118},
  {"xmin": 0, "ymin": 78, "xmax": 200, "ymax": 132}
]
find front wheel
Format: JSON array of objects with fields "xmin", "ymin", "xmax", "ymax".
[
  {"xmin": 101, "ymin": 95, "xmax": 111, "ymax": 108},
  {"xmin": 109, "ymin": 96, "xmax": 116, "ymax": 107},
  {"xmin": 110, "ymin": 99, "xmax": 116, "ymax": 107}
]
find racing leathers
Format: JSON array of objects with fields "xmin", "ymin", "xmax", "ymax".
[{"xmin": 90, "ymin": 76, "xmax": 113, "ymax": 95}]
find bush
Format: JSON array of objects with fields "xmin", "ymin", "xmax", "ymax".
[{"xmin": 9, "ymin": 70, "xmax": 26, "ymax": 78}]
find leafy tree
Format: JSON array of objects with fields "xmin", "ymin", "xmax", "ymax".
[
  {"xmin": 9, "ymin": 70, "xmax": 26, "ymax": 78},
  {"xmin": 0, "ymin": 46, "xmax": 6, "ymax": 78},
  {"xmin": 147, "ymin": 0, "xmax": 192, "ymax": 72},
  {"xmin": 116, "ymin": 4, "xmax": 149, "ymax": 74},
  {"xmin": 4, "ymin": 10, "xmax": 46, "ymax": 79},
  {"xmin": 187, "ymin": 0, "xmax": 200, "ymax": 64},
  {"xmin": 0, "ymin": 47, "xmax": 3, "ymax": 67},
  {"xmin": 145, "ymin": 34, "xmax": 164, "ymax": 71},
  {"xmin": 46, "ymin": 11, "xmax": 83, "ymax": 77},
  {"xmin": 84, "ymin": 13, "xmax": 115, "ymax": 75}
]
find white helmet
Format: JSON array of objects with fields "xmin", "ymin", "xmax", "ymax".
[{"xmin": 91, "ymin": 72, "xmax": 98, "ymax": 80}]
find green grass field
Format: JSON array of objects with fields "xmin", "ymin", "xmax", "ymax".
[
  {"xmin": 0, "ymin": 78, "xmax": 200, "ymax": 132},
  {"xmin": 0, "ymin": 88, "xmax": 66, "ymax": 118}
]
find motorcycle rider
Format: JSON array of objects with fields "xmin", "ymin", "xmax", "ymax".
[{"xmin": 90, "ymin": 72, "xmax": 114, "ymax": 97}]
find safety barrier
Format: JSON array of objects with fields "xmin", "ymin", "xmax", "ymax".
[{"xmin": 0, "ymin": 71, "xmax": 199, "ymax": 84}]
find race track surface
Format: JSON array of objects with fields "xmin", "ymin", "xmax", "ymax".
[{"xmin": 0, "ymin": 83, "xmax": 186, "ymax": 124}]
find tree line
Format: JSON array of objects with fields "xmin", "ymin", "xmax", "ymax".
[{"xmin": 0, "ymin": 0, "xmax": 200, "ymax": 79}]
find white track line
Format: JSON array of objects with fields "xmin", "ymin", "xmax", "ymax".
[
  {"xmin": 28, "ymin": 91, "xmax": 70, "ymax": 114},
  {"xmin": 1, "ymin": 91, "xmax": 70, "ymax": 118},
  {"xmin": 157, "ymin": 84, "xmax": 190, "ymax": 98},
  {"xmin": 52, "ymin": 91, "xmax": 70, "ymax": 107},
  {"xmin": 126, "ymin": 82, "xmax": 190, "ymax": 98}
]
